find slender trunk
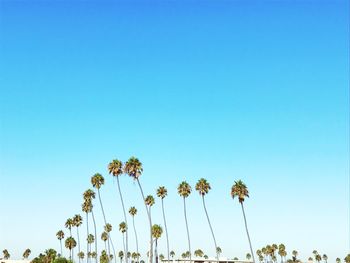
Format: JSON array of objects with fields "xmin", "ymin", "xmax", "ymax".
[
  {"xmin": 117, "ymin": 177, "xmax": 129, "ymax": 263},
  {"xmin": 241, "ymin": 203, "xmax": 255, "ymax": 263},
  {"xmin": 122, "ymin": 233, "xmax": 126, "ymax": 255},
  {"xmin": 77, "ymin": 227, "xmax": 81, "ymax": 263},
  {"xmin": 104, "ymin": 242, "xmax": 107, "ymax": 253},
  {"xmin": 136, "ymin": 178, "xmax": 153, "ymax": 263},
  {"xmin": 98, "ymin": 189, "xmax": 113, "ymax": 262},
  {"xmin": 60, "ymin": 240, "xmax": 63, "ymax": 257},
  {"xmin": 202, "ymin": 196, "xmax": 219, "ymax": 262},
  {"xmin": 161, "ymin": 199, "xmax": 170, "ymax": 263},
  {"xmin": 110, "ymin": 236, "xmax": 117, "ymax": 263},
  {"xmin": 132, "ymin": 216, "xmax": 139, "ymax": 263},
  {"xmin": 155, "ymin": 239, "xmax": 158, "ymax": 263},
  {"xmin": 86, "ymin": 212, "xmax": 90, "ymax": 263},
  {"xmin": 183, "ymin": 198, "xmax": 191, "ymax": 263},
  {"xmin": 92, "ymin": 210, "xmax": 98, "ymax": 263}
]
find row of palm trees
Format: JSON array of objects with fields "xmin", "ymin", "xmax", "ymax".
[{"xmin": 55, "ymin": 157, "xmax": 254, "ymax": 263}]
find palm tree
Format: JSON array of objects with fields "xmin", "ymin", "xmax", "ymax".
[
  {"xmin": 177, "ymin": 181, "xmax": 192, "ymax": 263},
  {"xmin": 345, "ymin": 255, "xmax": 350, "ymax": 263},
  {"xmin": 231, "ymin": 180, "xmax": 255, "ymax": 263},
  {"xmin": 91, "ymin": 173, "xmax": 115, "ymax": 261},
  {"xmin": 129, "ymin": 206, "xmax": 139, "ymax": 262},
  {"xmin": 170, "ymin": 251, "xmax": 175, "ymax": 260},
  {"xmin": 101, "ymin": 250, "xmax": 109, "ymax": 263},
  {"xmin": 195, "ymin": 178, "xmax": 219, "ymax": 261},
  {"xmin": 101, "ymin": 231, "xmax": 109, "ymax": 252},
  {"xmin": 65, "ymin": 218, "xmax": 74, "ymax": 236},
  {"xmin": 109, "ymin": 159, "xmax": 129, "ymax": 263},
  {"xmin": 65, "ymin": 237, "xmax": 77, "ymax": 261},
  {"xmin": 308, "ymin": 258, "xmax": 313, "ymax": 262},
  {"xmin": 23, "ymin": 249, "xmax": 31, "ymax": 259},
  {"xmin": 159, "ymin": 255, "xmax": 164, "ymax": 262},
  {"xmin": 315, "ymin": 254, "xmax": 321, "ymax": 263},
  {"xmin": 144, "ymin": 194, "xmax": 155, "ymax": 262},
  {"xmin": 73, "ymin": 214, "xmax": 83, "ymax": 263},
  {"xmin": 204, "ymin": 255, "xmax": 208, "ymax": 259},
  {"xmin": 78, "ymin": 252, "xmax": 85, "ymax": 261},
  {"xmin": 194, "ymin": 250, "xmax": 204, "ymax": 258},
  {"xmin": 56, "ymin": 230, "xmax": 65, "ymax": 257},
  {"xmin": 335, "ymin": 258, "xmax": 340, "ymax": 263},
  {"xmin": 124, "ymin": 157, "xmax": 153, "ymax": 263},
  {"xmin": 157, "ymin": 186, "xmax": 170, "ymax": 263},
  {"xmin": 87, "ymin": 234, "xmax": 95, "ymax": 261},
  {"xmin": 152, "ymin": 224, "xmax": 163, "ymax": 263},
  {"xmin": 246, "ymin": 254, "xmax": 252, "ymax": 261},
  {"xmin": 322, "ymin": 255, "xmax": 327, "ymax": 263},
  {"xmin": 2, "ymin": 250, "xmax": 10, "ymax": 260},
  {"xmin": 119, "ymin": 251, "xmax": 125, "ymax": 263},
  {"xmin": 119, "ymin": 221, "xmax": 127, "ymax": 255},
  {"xmin": 83, "ymin": 189, "xmax": 98, "ymax": 263},
  {"xmin": 292, "ymin": 251, "xmax": 298, "ymax": 262},
  {"xmin": 216, "ymin": 247, "xmax": 222, "ymax": 258}
]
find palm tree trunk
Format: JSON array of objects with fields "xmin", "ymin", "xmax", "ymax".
[
  {"xmin": 60, "ymin": 240, "xmax": 63, "ymax": 257},
  {"xmin": 86, "ymin": 212, "xmax": 90, "ymax": 263},
  {"xmin": 241, "ymin": 202, "xmax": 255, "ymax": 263},
  {"xmin": 155, "ymin": 239, "xmax": 158, "ymax": 263},
  {"xmin": 136, "ymin": 178, "xmax": 153, "ymax": 263},
  {"xmin": 183, "ymin": 198, "xmax": 191, "ymax": 263},
  {"xmin": 132, "ymin": 216, "xmax": 139, "ymax": 263},
  {"xmin": 77, "ymin": 227, "xmax": 81, "ymax": 263},
  {"xmin": 202, "ymin": 196, "xmax": 219, "ymax": 262},
  {"xmin": 161, "ymin": 199, "xmax": 170, "ymax": 263},
  {"xmin": 91, "ymin": 210, "xmax": 98, "ymax": 263},
  {"xmin": 110, "ymin": 236, "xmax": 117, "ymax": 263},
  {"xmin": 122, "ymin": 233, "xmax": 126, "ymax": 255},
  {"xmin": 117, "ymin": 176, "xmax": 129, "ymax": 263}
]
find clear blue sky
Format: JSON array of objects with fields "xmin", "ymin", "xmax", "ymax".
[{"xmin": 0, "ymin": 0, "xmax": 349, "ymax": 261}]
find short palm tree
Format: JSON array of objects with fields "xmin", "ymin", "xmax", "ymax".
[
  {"xmin": 124, "ymin": 157, "xmax": 153, "ymax": 263},
  {"xmin": 157, "ymin": 186, "xmax": 170, "ymax": 263},
  {"xmin": 119, "ymin": 222, "xmax": 127, "ymax": 254},
  {"xmin": 322, "ymin": 255, "xmax": 327, "ymax": 263},
  {"xmin": 102, "ymin": 231, "xmax": 109, "ymax": 252},
  {"xmin": 231, "ymin": 180, "xmax": 255, "ymax": 263},
  {"xmin": 308, "ymin": 258, "xmax": 313, "ymax": 262},
  {"xmin": 194, "ymin": 249, "xmax": 204, "ymax": 258},
  {"xmin": 195, "ymin": 178, "xmax": 219, "ymax": 261},
  {"xmin": 246, "ymin": 254, "xmax": 252, "ymax": 261},
  {"xmin": 335, "ymin": 258, "xmax": 340, "ymax": 263},
  {"xmin": 170, "ymin": 251, "xmax": 175, "ymax": 259},
  {"xmin": 56, "ymin": 230, "xmax": 65, "ymax": 257},
  {"xmin": 119, "ymin": 251, "xmax": 124, "ymax": 263},
  {"xmin": 216, "ymin": 247, "xmax": 222, "ymax": 258},
  {"xmin": 129, "ymin": 206, "xmax": 139, "ymax": 262},
  {"xmin": 78, "ymin": 252, "xmax": 85, "ymax": 261},
  {"xmin": 2, "ymin": 250, "xmax": 10, "ymax": 260},
  {"xmin": 315, "ymin": 254, "xmax": 321, "ymax": 263},
  {"xmin": 73, "ymin": 214, "xmax": 83, "ymax": 263},
  {"xmin": 23, "ymin": 249, "xmax": 31, "ymax": 259},
  {"xmin": 109, "ymin": 159, "xmax": 129, "ymax": 263},
  {"xmin": 65, "ymin": 237, "xmax": 77, "ymax": 261},
  {"xmin": 152, "ymin": 225, "xmax": 163, "ymax": 263},
  {"xmin": 177, "ymin": 181, "xmax": 192, "ymax": 263}
]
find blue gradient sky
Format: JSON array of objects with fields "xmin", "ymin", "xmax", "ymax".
[{"xmin": 0, "ymin": 0, "xmax": 349, "ymax": 261}]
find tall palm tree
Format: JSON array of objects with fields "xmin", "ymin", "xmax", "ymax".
[
  {"xmin": 177, "ymin": 181, "xmax": 192, "ymax": 263},
  {"xmin": 91, "ymin": 173, "xmax": 115, "ymax": 261},
  {"xmin": 156, "ymin": 186, "xmax": 170, "ymax": 263},
  {"xmin": 65, "ymin": 237, "xmax": 77, "ymax": 261},
  {"xmin": 124, "ymin": 157, "xmax": 153, "ymax": 263},
  {"xmin": 109, "ymin": 159, "xmax": 129, "ymax": 263},
  {"xmin": 231, "ymin": 180, "xmax": 255, "ymax": 263},
  {"xmin": 73, "ymin": 214, "xmax": 83, "ymax": 263},
  {"xmin": 152, "ymin": 224, "xmax": 163, "ymax": 263},
  {"xmin": 65, "ymin": 218, "xmax": 74, "ymax": 237},
  {"xmin": 195, "ymin": 178, "xmax": 219, "ymax": 261},
  {"xmin": 129, "ymin": 206, "xmax": 139, "ymax": 262},
  {"xmin": 56, "ymin": 230, "xmax": 65, "ymax": 257},
  {"xmin": 23, "ymin": 249, "xmax": 31, "ymax": 259}
]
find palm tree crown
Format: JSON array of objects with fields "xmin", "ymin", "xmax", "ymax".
[
  {"xmin": 152, "ymin": 224, "xmax": 163, "ymax": 240},
  {"xmin": 231, "ymin": 180, "xmax": 249, "ymax": 203},
  {"xmin": 124, "ymin": 157, "xmax": 143, "ymax": 179},
  {"xmin": 129, "ymin": 206, "xmax": 137, "ymax": 216},
  {"xmin": 73, "ymin": 214, "xmax": 83, "ymax": 227},
  {"xmin": 56, "ymin": 230, "xmax": 65, "ymax": 240},
  {"xmin": 108, "ymin": 159, "xmax": 124, "ymax": 177},
  {"xmin": 195, "ymin": 178, "xmax": 211, "ymax": 195},
  {"xmin": 157, "ymin": 186, "xmax": 168, "ymax": 199},
  {"xmin": 145, "ymin": 195, "xmax": 155, "ymax": 206},
  {"xmin": 119, "ymin": 222, "xmax": 127, "ymax": 233},
  {"xmin": 91, "ymin": 173, "xmax": 105, "ymax": 189},
  {"xmin": 178, "ymin": 181, "xmax": 191, "ymax": 197}
]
